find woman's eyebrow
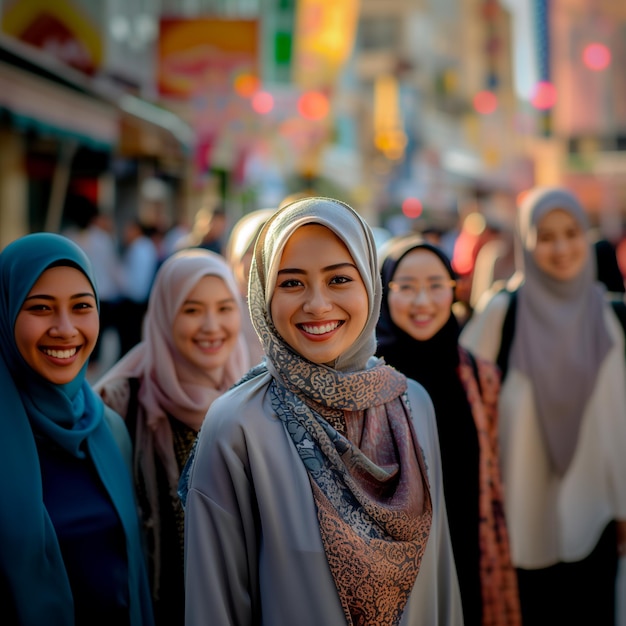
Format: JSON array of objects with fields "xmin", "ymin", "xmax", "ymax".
[
  {"xmin": 277, "ymin": 262, "xmax": 357, "ymax": 276},
  {"xmin": 23, "ymin": 292, "xmax": 96, "ymax": 301}
]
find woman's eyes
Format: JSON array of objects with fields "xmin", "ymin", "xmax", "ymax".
[
  {"xmin": 430, "ymin": 282, "xmax": 447, "ymax": 291},
  {"xmin": 330, "ymin": 275, "xmax": 352, "ymax": 285},
  {"xmin": 182, "ymin": 305, "xmax": 236, "ymax": 314},
  {"xmin": 277, "ymin": 278, "xmax": 302, "ymax": 288},
  {"xmin": 24, "ymin": 301, "xmax": 95, "ymax": 312},
  {"xmin": 277, "ymin": 275, "xmax": 353, "ymax": 289},
  {"xmin": 74, "ymin": 301, "xmax": 95, "ymax": 310},
  {"xmin": 537, "ymin": 228, "xmax": 583, "ymax": 243}
]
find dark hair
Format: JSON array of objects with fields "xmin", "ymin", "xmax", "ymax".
[
  {"xmin": 594, "ymin": 239, "xmax": 625, "ymax": 294},
  {"xmin": 63, "ymin": 194, "xmax": 98, "ymax": 230}
]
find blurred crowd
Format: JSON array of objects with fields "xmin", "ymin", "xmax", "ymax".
[
  {"xmin": 3, "ymin": 187, "xmax": 626, "ymax": 626},
  {"xmin": 63, "ymin": 185, "xmax": 626, "ymax": 381}
]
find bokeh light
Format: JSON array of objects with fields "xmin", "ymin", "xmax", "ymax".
[
  {"xmin": 251, "ymin": 91, "xmax": 274, "ymax": 115},
  {"xmin": 297, "ymin": 91, "xmax": 330, "ymax": 120},
  {"xmin": 401, "ymin": 197, "xmax": 423, "ymax": 219},
  {"xmin": 582, "ymin": 43, "xmax": 611, "ymax": 71},
  {"xmin": 234, "ymin": 73, "xmax": 260, "ymax": 98},
  {"xmin": 473, "ymin": 90, "xmax": 498, "ymax": 115},
  {"xmin": 530, "ymin": 80, "xmax": 557, "ymax": 110}
]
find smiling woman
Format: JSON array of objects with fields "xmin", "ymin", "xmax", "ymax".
[
  {"xmin": 269, "ymin": 223, "xmax": 369, "ymax": 366},
  {"xmin": 376, "ymin": 236, "xmax": 520, "ymax": 626},
  {"xmin": 460, "ymin": 186, "xmax": 626, "ymax": 625},
  {"xmin": 0, "ymin": 232, "xmax": 154, "ymax": 626},
  {"xmin": 181, "ymin": 196, "xmax": 463, "ymax": 626},
  {"xmin": 94, "ymin": 248, "xmax": 249, "ymax": 626},
  {"xmin": 14, "ymin": 265, "xmax": 99, "ymax": 385}
]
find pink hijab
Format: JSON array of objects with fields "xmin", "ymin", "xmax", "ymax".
[{"xmin": 95, "ymin": 248, "xmax": 250, "ymax": 487}]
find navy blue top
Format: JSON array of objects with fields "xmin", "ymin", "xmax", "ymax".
[{"xmin": 38, "ymin": 437, "xmax": 131, "ymax": 626}]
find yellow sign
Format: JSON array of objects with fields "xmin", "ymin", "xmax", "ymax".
[{"xmin": 292, "ymin": 0, "xmax": 360, "ymax": 90}]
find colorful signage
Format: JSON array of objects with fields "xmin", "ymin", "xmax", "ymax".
[{"xmin": 2, "ymin": 0, "xmax": 103, "ymax": 74}]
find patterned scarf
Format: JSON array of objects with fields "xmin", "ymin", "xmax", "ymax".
[
  {"xmin": 377, "ymin": 235, "xmax": 521, "ymax": 625},
  {"xmin": 249, "ymin": 197, "xmax": 434, "ymax": 625}
]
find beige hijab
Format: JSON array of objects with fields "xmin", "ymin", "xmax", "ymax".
[
  {"xmin": 224, "ymin": 208, "xmax": 276, "ymax": 365},
  {"xmin": 249, "ymin": 197, "xmax": 433, "ymax": 625}
]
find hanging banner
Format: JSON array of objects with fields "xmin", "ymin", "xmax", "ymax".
[
  {"xmin": 158, "ymin": 18, "xmax": 258, "ymax": 100},
  {"xmin": 157, "ymin": 18, "xmax": 260, "ymax": 182},
  {"xmin": 292, "ymin": 0, "xmax": 360, "ymax": 90}
]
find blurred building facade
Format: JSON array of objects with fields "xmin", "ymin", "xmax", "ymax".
[
  {"xmin": 1, "ymin": 0, "xmax": 625, "ymax": 247},
  {"xmin": 0, "ymin": 0, "xmax": 192, "ymax": 248},
  {"xmin": 346, "ymin": 0, "xmax": 521, "ymax": 229},
  {"xmin": 528, "ymin": 0, "xmax": 626, "ymax": 239}
]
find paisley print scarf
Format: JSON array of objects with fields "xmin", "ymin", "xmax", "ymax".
[{"xmin": 248, "ymin": 197, "xmax": 434, "ymax": 625}]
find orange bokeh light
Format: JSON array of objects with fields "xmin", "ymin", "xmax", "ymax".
[
  {"xmin": 297, "ymin": 91, "xmax": 330, "ymax": 120},
  {"xmin": 516, "ymin": 189, "xmax": 531, "ymax": 207},
  {"xmin": 234, "ymin": 73, "xmax": 260, "ymax": 98}
]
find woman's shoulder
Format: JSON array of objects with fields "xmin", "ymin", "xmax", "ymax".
[
  {"xmin": 102, "ymin": 404, "xmax": 133, "ymax": 469},
  {"xmin": 474, "ymin": 287, "xmax": 512, "ymax": 316},
  {"xmin": 460, "ymin": 345, "xmax": 500, "ymax": 378},
  {"xmin": 404, "ymin": 376, "xmax": 434, "ymax": 409},
  {"xmin": 205, "ymin": 371, "xmax": 274, "ymax": 431},
  {"xmin": 463, "ymin": 288, "xmax": 512, "ymax": 337},
  {"xmin": 189, "ymin": 372, "xmax": 277, "ymax": 481},
  {"xmin": 404, "ymin": 378, "xmax": 437, "ymax": 428},
  {"xmin": 97, "ymin": 376, "xmax": 137, "ymax": 418},
  {"xmin": 403, "ymin": 379, "xmax": 444, "ymax": 467},
  {"xmin": 460, "ymin": 289, "xmax": 513, "ymax": 361}
]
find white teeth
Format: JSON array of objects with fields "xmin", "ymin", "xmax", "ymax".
[
  {"xmin": 301, "ymin": 322, "xmax": 339, "ymax": 335},
  {"xmin": 42, "ymin": 348, "xmax": 77, "ymax": 359},
  {"xmin": 197, "ymin": 340, "xmax": 223, "ymax": 348}
]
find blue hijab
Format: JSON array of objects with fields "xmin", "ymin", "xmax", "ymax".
[{"xmin": 0, "ymin": 233, "xmax": 153, "ymax": 625}]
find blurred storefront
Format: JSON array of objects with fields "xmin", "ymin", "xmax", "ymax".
[
  {"xmin": 0, "ymin": 0, "xmax": 193, "ymax": 247},
  {"xmin": 0, "ymin": 33, "xmax": 118, "ymax": 247}
]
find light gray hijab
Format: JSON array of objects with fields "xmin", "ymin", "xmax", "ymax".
[
  {"xmin": 249, "ymin": 196, "xmax": 381, "ymax": 372},
  {"xmin": 511, "ymin": 186, "xmax": 612, "ymax": 475}
]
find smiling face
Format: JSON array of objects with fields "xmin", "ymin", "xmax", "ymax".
[
  {"xmin": 270, "ymin": 224, "xmax": 369, "ymax": 365},
  {"xmin": 387, "ymin": 248, "xmax": 455, "ymax": 341},
  {"xmin": 532, "ymin": 208, "xmax": 588, "ymax": 281},
  {"xmin": 14, "ymin": 265, "xmax": 99, "ymax": 384},
  {"xmin": 172, "ymin": 275, "xmax": 241, "ymax": 383}
]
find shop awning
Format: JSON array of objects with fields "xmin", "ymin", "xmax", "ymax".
[
  {"xmin": 0, "ymin": 59, "xmax": 118, "ymax": 150},
  {"xmin": 0, "ymin": 35, "xmax": 119, "ymax": 150},
  {"xmin": 118, "ymin": 93, "xmax": 194, "ymax": 159},
  {"xmin": 0, "ymin": 34, "xmax": 193, "ymax": 158}
]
